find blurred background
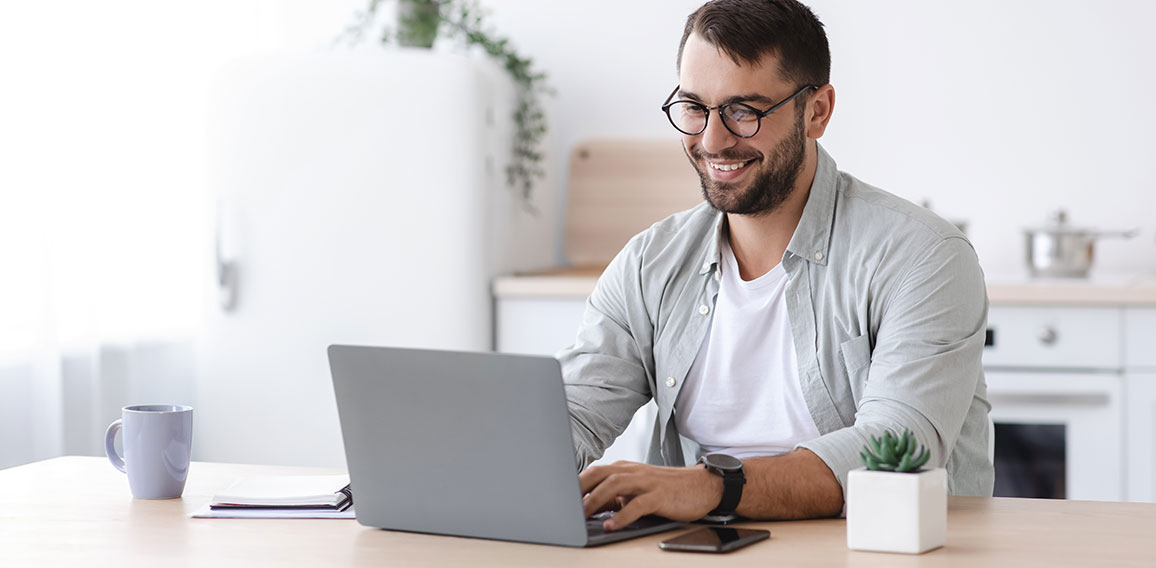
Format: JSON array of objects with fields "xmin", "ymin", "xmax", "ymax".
[{"xmin": 2, "ymin": 1, "xmax": 1155, "ymax": 502}]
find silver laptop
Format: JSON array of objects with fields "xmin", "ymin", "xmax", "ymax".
[{"xmin": 327, "ymin": 345, "xmax": 684, "ymax": 547}]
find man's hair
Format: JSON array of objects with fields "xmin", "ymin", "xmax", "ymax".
[{"xmin": 677, "ymin": 0, "xmax": 830, "ymax": 88}]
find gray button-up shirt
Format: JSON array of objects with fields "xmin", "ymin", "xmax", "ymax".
[{"xmin": 558, "ymin": 144, "xmax": 994, "ymax": 498}]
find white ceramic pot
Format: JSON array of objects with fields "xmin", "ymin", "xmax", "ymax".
[{"xmin": 846, "ymin": 467, "xmax": 947, "ymax": 554}]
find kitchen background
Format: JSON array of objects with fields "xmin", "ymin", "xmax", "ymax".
[{"xmin": 2, "ymin": 1, "xmax": 1154, "ymax": 500}]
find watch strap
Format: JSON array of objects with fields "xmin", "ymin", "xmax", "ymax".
[{"xmin": 710, "ymin": 467, "xmax": 745, "ymax": 516}]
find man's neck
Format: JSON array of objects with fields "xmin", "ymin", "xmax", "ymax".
[{"xmin": 726, "ymin": 143, "xmax": 818, "ymax": 281}]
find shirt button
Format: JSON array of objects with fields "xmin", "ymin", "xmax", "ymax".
[
  {"xmin": 814, "ymin": 251, "xmax": 824, "ymax": 261},
  {"xmin": 665, "ymin": 377, "xmax": 677, "ymax": 388},
  {"xmin": 698, "ymin": 304, "xmax": 710, "ymax": 315},
  {"xmin": 713, "ymin": 270, "xmax": 721, "ymax": 281}
]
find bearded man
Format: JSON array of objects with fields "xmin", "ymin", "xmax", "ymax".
[{"xmin": 561, "ymin": 0, "xmax": 993, "ymax": 530}]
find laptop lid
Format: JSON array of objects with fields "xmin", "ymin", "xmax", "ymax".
[{"xmin": 328, "ymin": 345, "xmax": 591, "ymax": 547}]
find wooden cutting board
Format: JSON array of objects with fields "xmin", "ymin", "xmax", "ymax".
[{"xmin": 565, "ymin": 139, "xmax": 704, "ymax": 267}]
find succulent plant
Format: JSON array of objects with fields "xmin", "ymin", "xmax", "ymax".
[{"xmin": 859, "ymin": 428, "xmax": 930, "ymax": 473}]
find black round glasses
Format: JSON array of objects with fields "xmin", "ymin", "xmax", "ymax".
[{"xmin": 660, "ymin": 84, "xmax": 818, "ymax": 138}]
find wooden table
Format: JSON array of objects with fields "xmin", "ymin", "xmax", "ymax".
[{"xmin": 2, "ymin": 457, "xmax": 1153, "ymax": 567}]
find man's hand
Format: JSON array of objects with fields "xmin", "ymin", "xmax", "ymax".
[{"xmin": 578, "ymin": 461, "xmax": 723, "ymax": 531}]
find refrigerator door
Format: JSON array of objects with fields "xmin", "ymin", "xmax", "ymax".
[{"xmin": 197, "ymin": 51, "xmax": 548, "ymax": 467}]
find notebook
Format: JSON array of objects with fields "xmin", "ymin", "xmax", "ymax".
[
  {"xmin": 327, "ymin": 345, "xmax": 684, "ymax": 547},
  {"xmin": 191, "ymin": 474, "xmax": 356, "ymax": 519}
]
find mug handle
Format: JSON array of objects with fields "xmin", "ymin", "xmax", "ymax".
[{"xmin": 105, "ymin": 419, "xmax": 126, "ymax": 473}]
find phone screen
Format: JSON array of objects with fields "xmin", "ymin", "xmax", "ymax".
[{"xmin": 658, "ymin": 526, "xmax": 771, "ymax": 553}]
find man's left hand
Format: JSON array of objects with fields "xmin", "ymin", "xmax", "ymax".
[{"xmin": 578, "ymin": 461, "xmax": 723, "ymax": 531}]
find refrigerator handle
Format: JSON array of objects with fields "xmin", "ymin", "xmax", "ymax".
[{"xmin": 215, "ymin": 206, "xmax": 239, "ymax": 312}]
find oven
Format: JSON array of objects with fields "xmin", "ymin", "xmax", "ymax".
[{"xmin": 984, "ymin": 306, "xmax": 1124, "ymax": 501}]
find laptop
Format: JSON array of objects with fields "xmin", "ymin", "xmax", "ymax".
[{"xmin": 327, "ymin": 345, "xmax": 685, "ymax": 547}]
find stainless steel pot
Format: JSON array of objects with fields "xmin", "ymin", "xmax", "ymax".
[{"xmin": 1024, "ymin": 210, "xmax": 1137, "ymax": 278}]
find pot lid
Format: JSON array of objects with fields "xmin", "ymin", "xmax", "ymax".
[
  {"xmin": 1024, "ymin": 210, "xmax": 1139, "ymax": 239},
  {"xmin": 1024, "ymin": 209, "xmax": 1094, "ymax": 235}
]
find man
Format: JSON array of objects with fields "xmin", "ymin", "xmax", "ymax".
[{"xmin": 560, "ymin": 0, "xmax": 993, "ymax": 531}]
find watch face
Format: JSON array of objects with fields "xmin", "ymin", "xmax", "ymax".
[{"xmin": 703, "ymin": 453, "xmax": 743, "ymax": 471}]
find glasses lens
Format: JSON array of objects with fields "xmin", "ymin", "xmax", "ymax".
[
  {"xmin": 667, "ymin": 102, "xmax": 708, "ymax": 135},
  {"xmin": 721, "ymin": 103, "xmax": 761, "ymax": 137}
]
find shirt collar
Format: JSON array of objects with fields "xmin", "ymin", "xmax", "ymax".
[
  {"xmin": 698, "ymin": 142, "xmax": 838, "ymax": 275},
  {"xmin": 784, "ymin": 142, "xmax": 838, "ymax": 266}
]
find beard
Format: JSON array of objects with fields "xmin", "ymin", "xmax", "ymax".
[{"xmin": 688, "ymin": 111, "xmax": 808, "ymax": 216}]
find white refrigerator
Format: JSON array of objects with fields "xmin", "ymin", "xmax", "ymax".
[{"xmin": 195, "ymin": 49, "xmax": 555, "ymax": 467}]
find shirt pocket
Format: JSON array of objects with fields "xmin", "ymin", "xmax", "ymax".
[{"xmin": 839, "ymin": 333, "xmax": 873, "ymax": 402}]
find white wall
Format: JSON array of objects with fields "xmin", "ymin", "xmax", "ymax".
[
  {"xmin": 472, "ymin": 0, "xmax": 1156, "ymax": 277},
  {"xmin": 239, "ymin": 0, "xmax": 1156, "ymax": 276}
]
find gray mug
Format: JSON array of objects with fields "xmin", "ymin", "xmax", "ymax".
[{"xmin": 104, "ymin": 405, "xmax": 194, "ymax": 499}]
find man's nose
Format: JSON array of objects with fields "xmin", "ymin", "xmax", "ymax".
[{"xmin": 699, "ymin": 111, "xmax": 738, "ymax": 155}]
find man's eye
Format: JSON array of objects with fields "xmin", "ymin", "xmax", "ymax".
[
  {"xmin": 725, "ymin": 106, "xmax": 757, "ymax": 121},
  {"xmin": 680, "ymin": 104, "xmax": 707, "ymax": 117}
]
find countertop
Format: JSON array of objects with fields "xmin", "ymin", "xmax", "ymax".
[
  {"xmin": 5, "ymin": 456, "xmax": 1156, "ymax": 567},
  {"xmin": 494, "ymin": 267, "xmax": 1156, "ymax": 306}
]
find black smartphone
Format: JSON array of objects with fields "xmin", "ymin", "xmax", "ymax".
[{"xmin": 658, "ymin": 526, "xmax": 771, "ymax": 553}]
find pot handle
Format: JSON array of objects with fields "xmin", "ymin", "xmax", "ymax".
[{"xmin": 1094, "ymin": 229, "xmax": 1139, "ymax": 239}]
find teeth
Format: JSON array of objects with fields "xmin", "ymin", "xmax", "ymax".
[{"xmin": 709, "ymin": 161, "xmax": 748, "ymax": 172}]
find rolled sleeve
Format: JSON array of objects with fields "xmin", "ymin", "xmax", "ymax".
[
  {"xmin": 557, "ymin": 240, "xmax": 655, "ymax": 469},
  {"xmin": 799, "ymin": 236, "xmax": 988, "ymax": 494}
]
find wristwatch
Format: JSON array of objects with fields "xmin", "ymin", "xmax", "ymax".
[{"xmin": 700, "ymin": 453, "xmax": 745, "ymax": 516}]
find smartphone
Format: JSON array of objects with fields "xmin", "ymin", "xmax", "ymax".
[{"xmin": 658, "ymin": 526, "xmax": 770, "ymax": 553}]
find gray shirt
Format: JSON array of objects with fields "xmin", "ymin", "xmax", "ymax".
[{"xmin": 558, "ymin": 144, "xmax": 994, "ymax": 498}]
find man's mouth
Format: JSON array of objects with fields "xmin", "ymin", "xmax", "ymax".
[{"xmin": 707, "ymin": 160, "xmax": 753, "ymax": 172}]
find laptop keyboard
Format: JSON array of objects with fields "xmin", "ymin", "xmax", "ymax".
[{"xmin": 585, "ymin": 512, "xmax": 677, "ymax": 538}]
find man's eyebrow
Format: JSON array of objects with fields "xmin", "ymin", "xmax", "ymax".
[{"xmin": 678, "ymin": 89, "xmax": 778, "ymax": 106}]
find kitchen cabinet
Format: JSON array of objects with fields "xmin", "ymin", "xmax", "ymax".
[
  {"xmin": 1125, "ymin": 308, "xmax": 1156, "ymax": 502},
  {"xmin": 1126, "ymin": 372, "xmax": 1156, "ymax": 503},
  {"xmin": 496, "ymin": 293, "xmax": 656, "ymax": 467},
  {"xmin": 494, "ymin": 276, "xmax": 1156, "ymax": 500}
]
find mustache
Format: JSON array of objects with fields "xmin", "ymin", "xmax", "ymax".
[{"xmin": 688, "ymin": 146, "xmax": 761, "ymax": 163}]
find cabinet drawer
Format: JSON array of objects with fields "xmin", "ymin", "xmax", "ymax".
[{"xmin": 985, "ymin": 306, "xmax": 1123, "ymax": 370}]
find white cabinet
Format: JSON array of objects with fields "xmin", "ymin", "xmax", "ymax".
[
  {"xmin": 495, "ymin": 295, "xmax": 655, "ymax": 466},
  {"xmin": 1125, "ymin": 309, "xmax": 1156, "ymax": 502},
  {"xmin": 496, "ymin": 282, "xmax": 1156, "ymax": 499},
  {"xmin": 1126, "ymin": 372, "xmax": 1156, "ymax": 503}
]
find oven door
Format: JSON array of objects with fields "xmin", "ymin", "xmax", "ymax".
[{"xmin": 986, "ymin": 371, "xmax": 1124, "ymax": 501}]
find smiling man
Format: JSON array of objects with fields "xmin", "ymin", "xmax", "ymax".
[{"xmin": 559, "ymin": 0, "xmax": 993, "ymax": 530}]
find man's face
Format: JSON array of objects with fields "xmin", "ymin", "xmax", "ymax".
[{"xmin": 678, "ymin": 33, "xmax": 810, "ymax": 216}]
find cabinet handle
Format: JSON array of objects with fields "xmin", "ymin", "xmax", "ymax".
[{"xmin": 1038, "ymin": 326, "xmax": 1059, "ymax": 346}]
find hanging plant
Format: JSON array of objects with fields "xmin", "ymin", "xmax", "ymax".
[{"xmin": 340, "ymin": 0, "xmax": 550, "ymax": 210}]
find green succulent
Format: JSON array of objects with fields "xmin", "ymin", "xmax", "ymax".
[{"xmin": 859, "ymin": 428, "xmax": 930, "ymax": 473}]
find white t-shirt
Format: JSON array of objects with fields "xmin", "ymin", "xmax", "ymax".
[{"xmin": 674, "ymin": 238, "xmax": 822, "ymax": 459}]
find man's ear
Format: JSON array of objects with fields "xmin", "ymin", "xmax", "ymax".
[{"xmin": 805, "ymin": 84, "xmax": 835, "ymax": 139}]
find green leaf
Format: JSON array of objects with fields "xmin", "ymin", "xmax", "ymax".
[
  {"xmin": 879, "ymin": 432, "xmax": 897, "ymax": 464},
  {"xmin": 896, "ymin": 452, "xmax": 913, "ymax": 472},
  {"xmin": 895, "ymin": 430, "xmax": 909, "ymax": 456},
  {"xmin": 912, "ymin": 448, "xmax": 931, "ymax": 470}
]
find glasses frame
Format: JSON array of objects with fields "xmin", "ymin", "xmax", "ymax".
[{"xmin": 660, "ymin": 84, "xmax": 818, "ymax": 138}]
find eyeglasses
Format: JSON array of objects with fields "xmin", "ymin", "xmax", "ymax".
[{"xmin": 660, "ymin": 84, "xmax": 818, "ymax": 138}]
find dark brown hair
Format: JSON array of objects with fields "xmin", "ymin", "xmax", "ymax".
[{"xmin": 677, "ymin": 0, "xmax": 830, "ymax": 88}]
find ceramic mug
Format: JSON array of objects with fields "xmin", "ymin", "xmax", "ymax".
[{"xmin": 104, "ymin": 405, "xmax": 194, "ymax": 499}]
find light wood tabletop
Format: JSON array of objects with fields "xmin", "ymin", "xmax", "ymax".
[{"xmin": 1, "ymin": 456, "xmax": 1153, "ymax": 567}]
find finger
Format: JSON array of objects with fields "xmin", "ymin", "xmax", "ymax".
[
  {"xmin": 577, "ymin": 464, "xmax": 613, "ymax": 494},
  {"xmin": 578, "ymin": 460, "xmax": 644, "ymax": 494},
  {"xmin": 581, "ymin": 473, "xmax": 645, "ymax": 519},
  {"xmin": 604, "ymin": 493, "xmax": 656, "ymax": 531}
]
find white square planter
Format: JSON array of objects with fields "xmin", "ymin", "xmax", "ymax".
[{"xmin": 846, "ymin": 467, "xmax": 947, "ymax": 554}]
